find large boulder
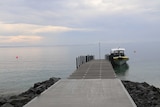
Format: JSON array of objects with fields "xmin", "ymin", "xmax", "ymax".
[
  {"xmin": 1, "ymin": 103, "xmax": 14, "ymax": 107},
  {"xmin": 0, "ymin": 98, "xmax": 7, "ymax": 106}
]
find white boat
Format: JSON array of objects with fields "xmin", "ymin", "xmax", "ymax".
[{"xmin": 109, "ymin": 48, "xmax": 129, "ymax": 66}]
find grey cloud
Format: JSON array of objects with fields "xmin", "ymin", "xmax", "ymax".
[
  {"xmin": 0, "ymin": 0, "xmax": 160, "ymax": 45},
  {"xmin": 1, "ymin": 0, "xmax": 160, "ymax": 26}
]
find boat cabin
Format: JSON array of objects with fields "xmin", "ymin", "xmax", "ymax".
[{"xmin": 110, "ymin": 48, "xmax": 125, "ymax": 57}]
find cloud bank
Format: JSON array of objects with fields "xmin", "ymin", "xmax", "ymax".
[
  {"xmin": 0, "ymin": 22, "xmax": 87, "ymax": 45},
  {"xmin": 0, "ymin": 0, "xmax": 160, "ymax": 45}
]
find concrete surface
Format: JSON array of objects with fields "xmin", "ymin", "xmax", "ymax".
[
  {"xmin": 24, "ymin": 60, "xmax": 137, "ymax": 107},
  {"xmin": 69, "ymin": 60, "xmax": 116, "ymax": 79},
  {"xmin": 24, "ymin": 79, "xmax": 136, "ymax": 107}
]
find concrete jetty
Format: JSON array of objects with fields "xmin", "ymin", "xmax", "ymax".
[
  {"xmin": 24, "ymin": 59, "xmax": 137, "ymax": 107},
  {"xmin": 69, "ymin": 59, "xmax": 116, "ymax": 79}
]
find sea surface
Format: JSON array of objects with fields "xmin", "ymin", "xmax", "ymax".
[{"xmin": 0, "ymin": 42, "xmax": 160, "ymax": 96}]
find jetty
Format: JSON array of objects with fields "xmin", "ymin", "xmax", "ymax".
[{"xmin": 24, "ymin": 57, "xmax": 137, "ymax": 107}]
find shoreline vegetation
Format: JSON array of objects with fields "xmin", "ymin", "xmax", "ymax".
[{"xmin": 0, "ymin": 78, "xmax": 160, "ymax": 107}]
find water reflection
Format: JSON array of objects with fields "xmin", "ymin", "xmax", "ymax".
[{"xmin": 113, "ymin": 63, "xmax": 129, "ymax": 76}]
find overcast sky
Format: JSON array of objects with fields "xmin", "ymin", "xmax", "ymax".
[{"xmin": 0, "ymin": 0, "xmax": 160, "ymax": 46}]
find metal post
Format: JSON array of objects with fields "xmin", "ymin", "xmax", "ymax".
[{"xmin": 99, "ymin": 42, "xmax": 101, "ymax": 59}]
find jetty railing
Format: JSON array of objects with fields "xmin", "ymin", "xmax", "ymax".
[{"xmin": 76, "ymin": 55, "xmax": 94, "ymax": 69}]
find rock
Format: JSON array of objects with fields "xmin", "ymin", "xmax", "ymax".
[
  {"xmin": 8, "ymin": 96, "xmax": 30, "ymax": 107},
  {"xmin": 0, "ymin": 77, "xmax": 60, "ymax": 107},
  {"xmin": 34, "ymin": 82, "xmax": 41, "ymax": 88},
  {"xmin": 0, "ymin": 98, "xmax": 7, "ymax": 105},
  {"xmin": 155, "ymin": 104, "xmax": 160, "ymax": 107},
  {"xmin": 1, "ymin": 103, "xmax": 14, "ymax": 107},
  {"xmin": 142, "ymin": 82, "xmax": 150, "ymax": 87},
  {"xmin": 122, "ymin": 80, "xmax": 160, "ymax": 107},
  {"xmin": 35, "ymin": 85, "xmax": 46, "ymax": 94}
]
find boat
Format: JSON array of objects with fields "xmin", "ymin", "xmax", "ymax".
[{"xmin": 108, "ymin": 48, "xmax": 129, "ymax": 66}]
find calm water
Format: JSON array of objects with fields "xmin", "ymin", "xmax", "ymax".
[{"xmin": 0, "ymin": 42, "xmax": 160, "ymax": 95}]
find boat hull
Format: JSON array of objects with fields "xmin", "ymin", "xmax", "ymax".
[
  {"xmin": 109, "ymin": 56, "xmax": 129, "ymax": 66},
  {"xmin": 108, "ymin": 48, "xmax": 129, "ymax": 66},
  {"xmin": 113, "ymin": 58, "xmax": 128, "ymax": 65}
]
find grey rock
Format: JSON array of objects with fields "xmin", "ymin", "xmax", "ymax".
[
  {"xmin": 9, "ymin": 96, "xmax": 29, "ymax": 106},
  {"xmin": 122, "ymin": 80, "xmax": 160, "ymax": 107},
  {"xmin": 0, "ymin": 98, "xmax": 7, "ymax": 105},
  {"xmin": 1, "ymin": 103, "xmax": 14, "ymax": 107},
  {"xmin": 0, "ymin": 77, "xmax": 60, "ymax": 107},
  {"xmin": 34, "ymin": 82, "xmax": 41, "ymax": 88}
]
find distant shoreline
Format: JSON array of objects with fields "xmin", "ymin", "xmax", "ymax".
[
  {"xmin": 0, "ymin": 44, "xmax": 98, "ymax": 48},
  {"xmin": 1, "ymin": 78, "xmax": 160, "ymax": 107}
]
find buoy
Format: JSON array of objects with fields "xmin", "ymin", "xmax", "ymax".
[{"xmin": 16, "ymin": 56, "xmax": 19, "ymax": 59}]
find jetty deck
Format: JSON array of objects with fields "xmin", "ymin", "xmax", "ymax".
[
  {"xmin": 24, "ymin": 60, "xmax": 137, "ymax": 107},
  {"xmin": 69, "ymin": 60, "xmax": 116, "ymax": 79}
]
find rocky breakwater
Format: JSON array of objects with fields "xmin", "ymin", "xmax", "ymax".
[
  {"xmin": 0, "ymin": 77, "xmax": 60, "ymax": 107},
  {"xmin": 122, "ymin": 80, "xmax": 160, "ymax": 107}
]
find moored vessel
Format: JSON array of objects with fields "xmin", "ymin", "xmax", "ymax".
[{"xmin": 108, "ymin": 48, "xmax": 129, "ymax": 66}]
